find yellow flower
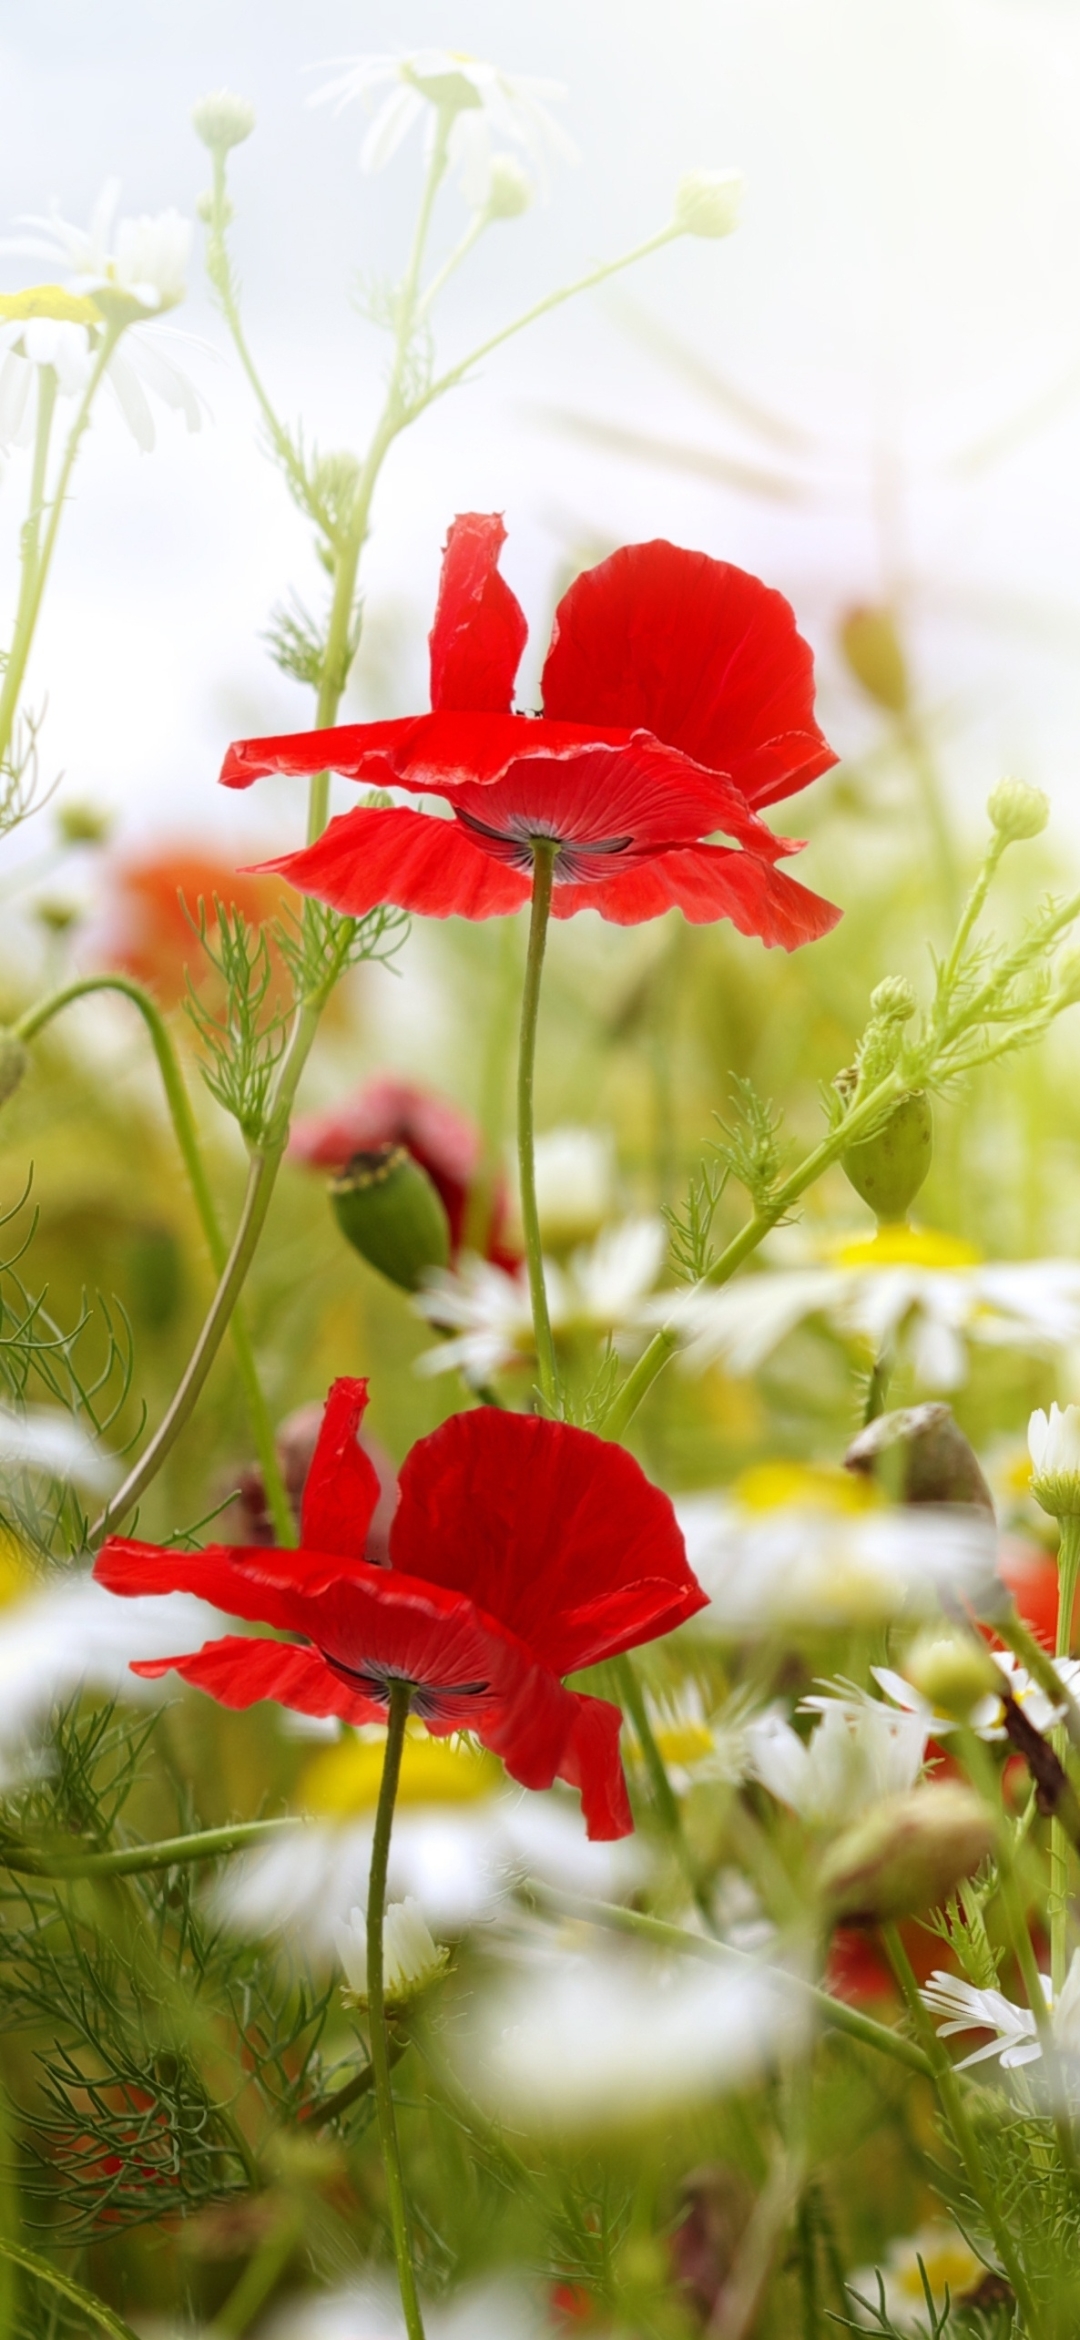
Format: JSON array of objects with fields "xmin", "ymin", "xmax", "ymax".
[
  {"xmin": 0, "ymin": 285, "xmax": 101, "ymax": 325},
  {"xmin": 833, "ymin": 1224, "xmax": 982, "ymax": 1270},
  {"xmin": 299, "ymin": 1725, "xmax": 501, "ymax": 1815},
  {"xmin": 731, "ymin": 1459, "xmax": 878, "ymax": 1514}
]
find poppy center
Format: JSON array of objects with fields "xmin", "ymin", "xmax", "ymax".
[
  {"xmin": 454, "ymin": 805, "xmax": 633, "ymax": 884},
  {"xmin": 320, "ymin": 1650, "xmax": 491, "ymax": 1724}
]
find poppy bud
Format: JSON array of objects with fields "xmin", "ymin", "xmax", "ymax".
[
  {"xmin": 839, "ymin": 606, "xmax": 909, "ymax": 715},
  {"xmin": 0, "ymin": 1031, "xmax": 27, "ymax": 1109},
  {"xmin": 845, "ymin": 1402, "xmax": 995, "ymax": 1515},
  {"xmin": 819, "ymin": 1783, "xmax": 995, "ymax": 1925},
  {"xmin": 840, "ymin": 1089, "xmax": 933, "ymax": 1221},
  {"xmin": 330, "ymin": 1143, "xmax": 451, "ymax": 1291},
  {"xmin": 673, "ymin": 169, "xmax": 743, "ymax": 239},
  {"xmin": 987, "ymin": 777, "xmax": 1048, "ymax": 846}
]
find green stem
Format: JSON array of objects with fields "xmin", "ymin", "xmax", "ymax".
[
  {"xmin": 0, "ymin": 324, "xmax": 121, "ymax": 771},
  {"xmin": 882, "ymin": 1923, "xmax": 1044, "ymax": 2335},
  {"xmin": 528, "ymin": 1883, "xmax": 933, "ymax": 2077},
  {"xmin": 1052, "ymin": 1516, "xmax": 1080, "ymax": 1994},
  {"xmin": 2, "ymin": 1815, "xmax": 298, "ymax": 1880},
  {"xmin": 517, "ymin": 843, "xmax": 559, "ymax": 1412},
  {"xmin": 22, "ymin": 362, "xmax": 58, "ymax": 596},
  {"xmin": 207, "ymin": 2212, "xmax": 301, "ymax": 2338},
  {"xmin": 613, "ymin": 1653, "xmax": 712, "ymax": 1922},
  {"xmin": 15, "ymin": 974, "xmax": 295, "ymax": 1545},
  {"xmin": 896, "ymin": 715, "xmax": 962, "ymax": 930},
  {"xmin": 862, "ymin": 1348, "xmax": 892, "ymax": 1425},
  {"xmin": 367, "ymin": 1683, "xmax": 426, "ymax": 2340},
  {"xmin": 0, "ymin": 2239, "xmax": 142, "ymax": 2340}
]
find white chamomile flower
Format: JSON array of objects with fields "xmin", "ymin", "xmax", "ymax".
[
  {"xmin": 848, "ymin": 2222, "xmax": 987, "ymax": 2332},
  {"xmin": 920, "ymin": 1968, "xmax": 1048, "ymax": 2071},
  {"xmin": 260, "ymin": 2276, "xmax": 551, "ymax": 2340},
  {"xmin": 658, "ymin": 1224, "xmax": 1080, "ymax": 1393},
  {"xmin": 509, "ymin": 1124, "xmax": 616, "ymax": 1249},
  {"xmin": 872, "ymin": 1648, "xmax": 1080, "ymax": 1741},
  {"xmin": 334, "ymin": 1896, "xmax": 448, "ymax": 2010},
  {"xmin": 413, "ymin": 1216, "xmax": 665, "ymax": 1381},
  {"xmin": 309, "ymin": 49, "xmax": 575, "ymax": 208},
  {"xmin": 745, "ymin": 1698, "xmax": 928, "ymax": 1829},
  {"xmin": 1028, "ymin": 1401, "xmax": 1080, "ymax": 1517}
]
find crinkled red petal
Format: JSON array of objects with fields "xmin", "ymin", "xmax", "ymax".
[
  {"xmin": 94, "ymin": 1537, "xmax": 328, "ymax": 1633},
  {"xmin": 558, "ymin": 1691, "xmax": 634, "ymax": 1839},
  {"xmin": 541, "ymin": 540, "xmax": 837, "ymax": 808},
  {"xmin": 449, "ymin": 737, "xmax": 786, "ymax": 861},
  {"xmin": 299, "ymin": 1377, "xmax": 383, "ymax": 1562},
  {"xmin": 219, "ymin": 712, "xmax": 628, "ymax": 793},
  {"xmin": 131, "ymin": 1635, "xmax": 384, "ymax": 1725},
  {"xmin": 259, "ymin": 805, "xmax": 530, "ymax": 921},
  {"xmin": 428, "ymin": 512, "xmax": 528, "ymax": 714},
  {"xmin": 552, "ymin": 842, "xmax": 841, "ymax": 948},
  {"xmin": 389, "ymin": 1409, "xmax": 705, "ymax": 1678}
]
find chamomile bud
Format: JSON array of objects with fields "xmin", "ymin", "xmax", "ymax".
[
  {"xmin": 192, "ymin": 90, "xmax": 257, "ymax": 155},
  {"xmin": 0, "ymin": 1032, "xmax": 27, "ymax": 1109},
  {"xmin": 334, "ymin": 1898, "xmax": 449, "ymax": 2011},
  {"xmin": 56, "ymin": 800, "xmax": 111, "ymax": 847},
  {"xmin": 819, "ymin": 1783, "xmax": 995, "ymax": 1925},
  {"xmin": 673, "ymin": 168, "xmax": 743, "ymax": 239},
  {"xmin": 330, "ymin": 1143, "xmax": 451, "ymax": 1292},
  {"xmin": 902, "ymin": 1628, "xmax": 1000, "ymax": 1724},
  {"xmin": 869, "ymin": 976, "xmax": 916, "ymax": 1025},
  {"xmin": 484, "ymin": 154, "xmax": 533, "ymax": 219},
  {"xmin": 1028, "ymin": 1402, "xmax": 1080, "ymax": 1519},
  {"xmin": 987, "ymin": 776, "xmax": 1049, "ymax": 846}
]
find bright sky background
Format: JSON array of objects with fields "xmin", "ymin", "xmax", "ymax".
[{"xmin": 3, "ymin": 0, "xmax": 1080, "ymax": 882}]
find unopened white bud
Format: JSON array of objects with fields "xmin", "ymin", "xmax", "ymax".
[
  {"xmin": 988, "ymin": 777, "xmax": 1049, "ymax": 845},
  {"xmin": 334, "ymin": 1897, "xmax": 448, "ymax": 2010},
  {"xmin": 485, "ymin": 154, "xmax": 533, "ymax": 220},
  {"xmin": 902, "ymin": 1628, "xmax": 1000, "ymax": 1724},
  {"xmin": 192, "ymin": 90, "xmax": 256, "ymax": 155},
  {"xmin": 673, "ymin": 168, "xmax": 743, "ymax": 240},
  {"xmin": 1028, "ymin": 1403, "xmax": 1080, "ymax": 1519}
]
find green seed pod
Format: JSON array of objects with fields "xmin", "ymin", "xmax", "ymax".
[
  {"xmin": 839, "ymin": 605, "xmax": 909, "ymax": 714},
  {"xmin": 0, "ymin": 1031, "xmax": 28, "ymax": 1108},
  {"xmin": 841, "ymin": 1089, "xmax": 932, "ymax": 1221},
  {"xmin": 330, "ymin": 1143, "xmax": 450, "ymax": 1293},
  {"xmin": 819, "ymin": 1783, "xmax": 995, "ymax": 1926}
]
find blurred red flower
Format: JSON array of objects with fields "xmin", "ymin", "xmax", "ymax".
[
  {"xmin": 288, "ymin": 1073, "xmax": 517, "ymax": 1265},
  {"xmin": 99, "ymin": 847, "xmax": 288, "ymax": 1005},
  {"xmin": 94, "ymin": 1377, "xmax": 705, "ymax": 1839},
  {"xmin": 221, "ymin": 513, "xmax": 840, "ymax": 949}
]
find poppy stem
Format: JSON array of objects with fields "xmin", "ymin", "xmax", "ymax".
[
  {"xmin": 518, "ymin": 842, "xmax": 560, "ymax": 1413},
  {"xmin": 1052, "ymin": 1515, "xmax": 1080, "ymax": 1995},
  {"xmin": 367, "ymin": 1681, "xmax": 427, "ymax": 2340}
]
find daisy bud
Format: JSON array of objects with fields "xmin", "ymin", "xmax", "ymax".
[
  {"xmin": 819, "ymin": 1783, "xmax": 995, "ymax": 1925},
  {"xmin": 987, "ymin": 776, "xmax": 1049, "ymax": 846},
  {"xmin": 334, "ymin": 1897, "xmax": 449, "ymax": 2011},
  {"xmin": 673, "ymin": 168, "xmax": 743, "ymax": 239},
  {"xmin": 0, "ymin": 1031, "xmax": 27, "ymax": 1109},
  {"xmin": 845, "ymin": 1402, "xmax": 995, "ymax": 1515},
  {"xmin": 839, "ymin": 606, "xmax": 908, "ymax": 715},
  {"xmin": 869, "ymin": 977, "xmax": 916, "ymax": 1024},
  {"xmin": 902, "ymin": 1627, "xmax": 1001, "ymax": 1724},
  {"xmin": 330, "ymin": 1143, "xmax": 451, "ymax": 1292},
  {"xmin": 841, "ymin": 1089, "xmax": 932, "ymax": 1222},
  {"xmin": 192, "ymin": 90, "xmax": 257, "ymax": 155},
  {"xmin": 55, "ymin": 800, "xmax": 111, "ymax": 846},
  {"xmin": 1028, "ymin": 1402, "xmax": 1080, "ymax": 1519},
  {"xmin": 484, "ymin": 154, "xmax": 533, "ymax": 219}
]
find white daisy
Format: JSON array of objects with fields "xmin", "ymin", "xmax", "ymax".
[
  {"xmin": 659, "ymin": 1226, "xmax": 1080, "ymax": 1393},
  {"xmin": 413, "ymin": 1216, "xmax": 666, "ymax": 1381},
  {"xmin": 309, "ymin": 49, "xmax": 575, "ymax": 207},
  {"xmin": 848, "ymin": 2222, "xmax": 987, "ymax": 2333},
  {"xmin": 920, "ymin": 1968, "xmax": 1048, "ymax": 2070},
  {"xmin": 745, "ymin": 1698, "xmax": 928, "ymax": 1829},
  {"xmin": 871, "ymin": 1648, "xmax": 1080, "ymax": 1741},
  {"xmin": 260, "ymin": 2278, "xmax": 552, "ymax": 2340},
  {"xmin": 0, "ymin": 1571, "xmax": 226, "ymax": 1753},
  {"xmin": 334, "ymin": 1896, "xmax": 448, "ymax": 2009},
  {"xmin": 507, "ymin": 1124, "xmax": 616, "ymax": 1249}
]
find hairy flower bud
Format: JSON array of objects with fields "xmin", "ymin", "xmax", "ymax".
[
  {"xmin": 841, "ymin": 1090, "xmax": 933, "ymax": 1221},
  {"xmin": 673, "ymin": 169, "xmax": 743, "ymax": 239},
  {"xmin": 987, "ymin": 776, "xmax": 1049, "ymax": 846},
  {"xmin": 902, "ymin": 1628, "xmax": 1001, "ymax": 1723},
  {"xmin": 484, "ymin": 154, "xmax": 533, "ymax": 218},
  {"xmin": 0, "ymin": 1031, "xmax": 27, "ymax": 1109},
  {"xmin": 819, "ymin": 1783, "xmax": 996, "ymax": 1925},
  {"xmin": 839, "ymin": 606, "xmax": 908, "ymax": 715},
  {"xmin": 192, "ymin": 90, "xmax": 256, "ymax": 154},
  {"xmin": 869, "ymin": 976, "xmax": 916, "ymax": 1025},
  {"xmin": 845, "ymin": 1403, "xmax": 995, "ymax": 1515},
  {"xmin": 1028, "ymin": 1402, "xmax": 1080, "ymax": 1519},
  {"xmin": 330, "ymin": 1143, "xmax": 451, "ymax": 1292}
]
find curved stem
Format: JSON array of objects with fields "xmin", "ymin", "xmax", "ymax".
[
  {"xmin": 614, "ymin": 1652, "xmax": 712, "ymax": 1924},
  {"xmin": 1052, "ymin": 1516, "xmax": 1080, "ymax": 1994},
  {"xmin": 2, "ymin": 1815, "xmax": 298, "ymax": 1879},
  {"xmin": 367, "ymin": 1682, "xmax": 426, "ymax": 2340},
  {"xmin": 882, "ymin": 1923, "xmax": 1044, "ymax": 2336},
  {"xmin": 16, "ymin": 974, "xmax": 295, "ymax": 1546},
  {"xmin": 517, "ymin": 844, "xmax": 558, "ymax": 1412}
]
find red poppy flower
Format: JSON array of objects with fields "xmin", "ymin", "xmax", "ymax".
[
  {"xmin": 220, "ymin": 515, "xmax": 840, "ymax": 949},
  {"xmin": 288, "ymin": 1073, "xmax": 518, "ymax": 1266},
  {"xmin": 93, "ymin": 1378, "xmax": 705, "ymax": 1840}
]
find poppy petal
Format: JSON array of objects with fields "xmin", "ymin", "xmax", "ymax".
[
  {"xmin": 259, "ymin": 805, "xmax": 530, "ymax": 920},
  {"xmin": 450, "ymin": 738, "xmax": 787, "ymax": 862},
  {"xmin": 559, "ymin": 1691, "xmax": 634, "ymax": 1840},
  {"xmin": 220, "ymin": 712, "xmax": 625, "ymax": 793},
  {"xmin": 300, "ymin": 1378, "xmax": 383, "ymax": 1562},
  {"xmin": 541, "ymin": 541, "xmax": 836, "ymax": 809},
  {"xmin": 93, "ymin": 1537, "xmax": 360, "ymax": 1634},
  {"xmin": 131, "ymin": 1634, "xmax": 383, "ymax": 1725},
  {"xmin": 552, "ymin": 843, "xmax": 841, "ymax": 949},
  {"xmin": 429, "ymin": 512, "xmax": 529, "ymax": 714},
  {"xmin": 389, "ymin": 1409, "xmax": 705, "ymax": 1678}
]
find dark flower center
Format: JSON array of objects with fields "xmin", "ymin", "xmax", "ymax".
[
  {"xmin": 321, "ymin": 1650, "xmax": 491, "ymax": 1724},
  {"xmin": 455, "ymin": 806, "xmax": 633, "ymax": 883}
]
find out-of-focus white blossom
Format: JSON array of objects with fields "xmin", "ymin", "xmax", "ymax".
[
  {"xmin": 871, "ymin": 1647, "xmax": 1080, "ymax": 1741},
  {"xmin": 334, "ymin": 1896, "xmax": 448, "ymax": 2009},
  {"xmin": 921, "ymin": 1963, "xmax": 1066, "ymax": 2071},
  {"xmin": 6, "ymin": 181, "xmax": 189, "ymax": 311},
  {"xmin": 515, "ymin": 1125, "xmax": 617, "ymax": 1248},
  {"xmin": 485, "ymin": 154, "xmax": 533, "ymax": 219},
  {"xmin": 413, "ymin": 1216, "xmax": 665, "ymax": 1381},
  {"xmin": 848, "ymin": 2224, "xmax": 987, "ymax": 2332},
  {"xmin": 309, "ymin": 50, "xmax": 575, "ymax": 209},
  {"xmin": 1028, "ymin": 1400, "xmax": 1080, "ymax": 1516},
  {"xmin": 261, "ymin": 2278, "xmax": 553, "ymax": 2340},
  {"xmin": 0, "ymin": 1571, "xmax": 226, "ymax": 1753},
  {"xmin": 458, "ymin": 1936, "xmax": 808, "ymax": 2132},
  {"xmin": 673, "ymin": 167, "xmax": 744, "ymax": 238},
  {"xmin": 745, "ymin": 1698, "xmax": 928, "ymax": 1828},
  {"xmin": 0, "ymin": 1402, "xmax": 116, "ymax": 1491},
  {"xmin": 657, "ymin": 1225, "xmax": 1080, "ymax": 1392}
]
